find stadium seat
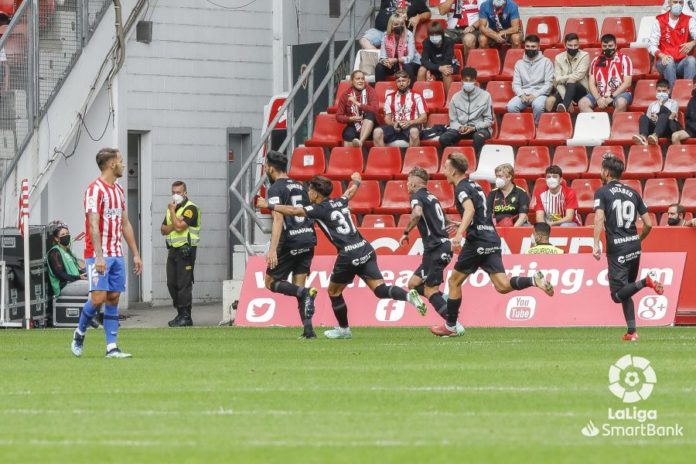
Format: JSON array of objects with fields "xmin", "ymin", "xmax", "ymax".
[
  {"xmin": 497, "ymin": 48, "xmax": 524, "ymax": 81},
  {"xmin": 571, "ymin": 178, "xmax": 603, "ymax": 213},
  {"xmin": 681, "ymin": 178, "xmax": 696, "ymax": 211},
  {"xmin": 324, "ymin": 146, "xmax": 363, "ymax": 180},
  {"xmin": 375, "ymin": 81, "xmax": 398, "ymax": 110},
  {"xmin": 304, "ymin": 113, "xmax": 344, "ymax": 147},
  {"xmin": 620, "ymin": 48, "xmax": 657, "ymax": 79},
  {"xmin": 621, "ymin": 179, "xmax": 643, "ymax": 197},
  {"xmin": 584, "ymin": 48, "xmax": 603, "ymax": 64},
  {"xmin": 552, "ymin": 146, "xmax": 588, "ymax": 179},
  {"xmin": 466, "ymin": 49, "xmax": 500, "ymax": 82},
  {"xmin": 289, "ymin": 146, "xmax": 326, "ymax": 181},
  {"xmin": 659, "ymin": 211, "xmax": 693, "ymax": 225},
  {"xmin": 543, "ymin": 48, "xmax": 564, "ymax": 63},
  {"xmin": 643, "ymin": 178, "xmax": 680, "ymax": 212},
  {"xmin": 361, "ymin": 214, "xmax": 396, "ymax": 228},
  {"xmin": 567, "ymin": 112, "xmax": 610, "ymax": 146},
  {"xmin": 348, "ymin": 180, "xmax": 381, "ymax": 214},
  {"xmin": 413, "ymin": 81, "xmax": 446, "ymax": 113},
  {"xmin": 526, "ymin": 16, "xmax": 561, "ymax": 49},
  {"xmin": 672, "ymin": 79, "xmax": 693, "ymax": 110},
  {"xmin": 630, "ymin": 16, "xmax": 657, "ymax": 49},
  {"xmin": 487, "ymin": 80, "xmax": 515, "ymax": 114},
  {"xmin": 445, "ymin": 81, "xmax": 463, "ymax": 108},
  {"xmin": 327, "ymin": 80, "xmax": 352, "ymax": 114},
  {"xmin": 629, "ymin": 79, "xmax": 657, "ymax": 112},
  {"xmin": 470, "ymin": 144, "xmax": 515, "ymax": 182},
  {"xmin": 514, "ymin": 178, "xmax": 530, "ymax": 192},
  {"xmin": 375, "ymin": 180, "xmax": 411, "ymax": 214},
  {"xmin": 625, "ymin": 145, "xmax": 663, "ymax": 179},
  {"xmin": 397, "ymin": 214, "xmax": 411, "ymax": 228},
  {"xmin": 492, "ymin": 113, "xmax": 535, "ymax": 146},
  {"xmin": 428, "ymin": 180, "xmax": 456, "ymax": 212},
  {"xmin": 601, "ymin": 17, "xmax": 636, "ymax": 48},
  {"xmin": 605, "ymin": 112, "xmax": 643, "ymax": 146},
  {"xmin": 564, "ymin": 17, "xmax": 599, "ymax": 48},
  {"xmin": 636, "ymin": 212, "xmax": 658, "ymax": 229},
  {"xmin": 330, "ymin": 180, "xmax": 343, "ymax": 199},
  {"xmin": 421, "ymin": 113, "xmax": 450, "ymax": 147},
  {"xmin": 535, "ymin": 112, "xmax": 573, "ymax": 146},
  {"xmin": 662, "ymin": 145, "xmax": 696, "ymax": 178},
  {"xmin": 586, "ymin": 146, "xmax": 625, "ymax": 178},
  {"xmin": 440, "ymin": 146, "xmax": 477, "ymax": 177},
  {"xmin": 363, "ymin": 146, "xmax": 402, "ymax": 180},
  {"xmin": 453, "ymin": 48, "xmax": 464, "ymax": 81},
  {"xmin": 400, "ymin": 146, "xmax": 439, "ymax": 180},
  {"xmin": 515, "ymin": 146, "xmax": 551, "ymax": 180},
  {"xmin": 584, "ymin": 212, "xmax": 595, "ymax": 225}
]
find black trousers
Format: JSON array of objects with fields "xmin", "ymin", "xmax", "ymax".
[
  {"xmin": 375, "ymin": 62, "xmax": 419, "ymax": 83},
  {"xmin": 439, "ymin": 127, "xmax": 491, "ymax": 156},
  {"xmin": 167, "ymin": 246, "xmax": 197, "ymax": 311},
  {"xmin": 639, "ymin": 114, "xmax": 681, "ymax": 137},
  {"xmin": 555, "ymin": 82, "xmax": 587, "ymax": 108}
]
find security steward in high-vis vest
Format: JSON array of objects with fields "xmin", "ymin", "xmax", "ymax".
[
  {"xmin": 160, "ymin": 181, "xmax": 200, "ymax": 327},
  {"xmin": 526, "ymin": 222, "xmax": 564, "ymax": 255}
]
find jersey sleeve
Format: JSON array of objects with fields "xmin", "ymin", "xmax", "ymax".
[
  {"xmin": 181, "ymin": 205, "xmax": 199, "ymax": 227},
  {"xmin": 565, "ymin": 187, "xmax": 579, "ymax": 210},
  {"xmin": 593, "ymin": 188, "xmax": 606, "ymax": 212},
  {"xmin": 85, "ymin": 186, "xmax": 102, "ymax": 215},
  {"xmin": 509, "ymin": 3, "xmax": 520, "ymax": 20},
  {"xmin": 636, "ymin": 195, "xmax": 648, "ymax": 216},
  {"xmin": 532, "ymin": 190, "xmax": 544, "ymax": 212},
  {"xmin": 303, "ymin": 202, "xmax": 327, "ymax": 220},
  {"xmin": 266, "ymin": 183, "xmax": 285, "ymax": 207},
  {"xmin": 410, "ymin": 192, "xmax": 424, "ymax": 211},
  {"xmin": 518, "ymin": 189, "xmax": 530, "ymax": 214}
]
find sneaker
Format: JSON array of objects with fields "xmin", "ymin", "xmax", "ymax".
[
  {"xmin": 645, "ymin": 271, "xmax": 664, "ymax": 295},
  {"xmin": 454, "ymin": 321, "xmax": 466, "ymax": 336},
  {"xmin": 324, "ymin": 327, "xmax": 352, "ymax": 339},
  {"xmin": 556, "ymin": 103, "xmax": 567, "ymax": 113},
  {"xmin": 647, "ymin": 134, "xmax": 659, "ymax": 145},
  {"xmin": 622, "ymin": 332, "xmax": 640, "ymax": 342},
  {"xmin": 533, "ymin": 271, "xmax": 554, "ymax": 296},
  {"xmin": 303, "ymin": 288, "xmax": 318, "ymax": 319},
  {"xmin": 632, "ymin": 134, "xmax": 648, "ymax": 146},
  {"xmin": 71, "ymin": 330, "xmax": 85, "ymax": 357},
  {"xmin": 407, "ymin": 289, "xmax": 427, "ymax": 316},
  {"xmin": 299, "ymin": 330, "xmax": 317, "ymax": 340},
  {"xmin": 105, "ymin": 348, "xmax": 132, "ymax": 358},
  {"xmin": 430, "ymin": 323, "xmax": 461, "ymax": 337}
]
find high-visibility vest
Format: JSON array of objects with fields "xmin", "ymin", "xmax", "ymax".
[{"xmin": 166, "ymin": 200, "xmax": 201, "ymax": 248}]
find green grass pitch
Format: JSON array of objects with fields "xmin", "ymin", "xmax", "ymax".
[{"xmin": 1, "ymin": 327, "xmax": 695, "ymax": 463}]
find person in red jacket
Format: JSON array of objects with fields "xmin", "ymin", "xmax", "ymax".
[
  {"xmin": 649, "ymin": 0, "xmax": 696, "ymax": 89},
  {"xmin": 335, "ymin": 70, "xmax": 379, "ymax": 147}
]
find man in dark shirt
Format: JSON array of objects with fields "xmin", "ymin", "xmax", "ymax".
[
  {"xmin": 592, "ymin": 155, "xmax": 664, "ymax": 341},
  {"xmin": 486, "ymin": 163, "xmax": 529, "ymax": 226},
  {"xmin": 257, "ymin": 173, "xmax": 427, "ymax": 339},
  {"xmin": 360, "ymin": 0, "xmax": 431, "ymax": 49},
  {"xmin": 417, "ymin": 21, "xmax": 459, "ymax": 94},
  {"xmin": 431, "ymin": 152, "xmax": 555, "ymax": 337}
]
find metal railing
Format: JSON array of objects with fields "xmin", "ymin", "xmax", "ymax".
[{"xmin": 228, "ymin": 0, "xmax": 374, "ymax": 255}]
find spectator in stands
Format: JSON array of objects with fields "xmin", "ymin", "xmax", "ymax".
[
  {"xmin": 373, "ymin": 70, "xmax": 428, "ymax": 147},
  {"xmin": 486, "ymin": 163, "xmax": 529, "ymax": 226},
  {"xmin": 507, "ymin": 35, "xmax": 554, "ymax": 124},
  {"xmin": 663, "ymin": 0, "xmax": 696, "ymax": 17},
  {"xmin": 544, "ymin": 33, "xmax": 590, "ymax": 113},
  {"xmin": 439, "ymin": 0, "xmax": 482, "ymax": 62},
  {"xmin": 439, "ymin": 67, "xmax": 493, "ymax": 155},
  {"xmin": 671, "ymin": 76, "xmax": 696, "ymax": 144},
  {"xmin": 533, "ymin": 165, "xmax": 582, "ymax": 227},
  {"xmin": 47, "ymin": 223, "xmax": 88, "ymax": 298},
  {"xmin": 375, "ymin": 14, "xmax": 420, "ymax": 83},
  {"xmin": 651, "ymin": 0, "xmax": 696, "ymax": 89},
  {"xmin": 526, "ymin": 223, "xmax": 564, "ymax": 254},
  {"xmin": 417, "ymin": 21, "xmax": 460, "ymax": 94},
  {"xmin": 578, "ymin": 34, "xmax": 633, "ymax": 114},
  {"xmin": 632, "ymin": 78, "xmax": 682, "ymax": 145},
  {"xmin": 360, "ymin": 2, "xmax": 431, "ymax": 50},
  {"xmin": 478, "ymin": 0, "xmax": 522, "ymax": 50},
  {"xmin": 336, "ymin": 70, "xmax": 379, "ymax": 147},
  {"xmin": 666, "ymin": 203, "xmax": 696, "ymax": 226}
]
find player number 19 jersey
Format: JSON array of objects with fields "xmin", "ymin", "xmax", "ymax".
[{"xmin": 593, "ymin": 180, "xmax": 648, "ymax": 255}]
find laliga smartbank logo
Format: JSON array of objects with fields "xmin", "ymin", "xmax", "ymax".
[{"xmin": 580, "ymin": 355, "xmax": 684, "ymax": 438}]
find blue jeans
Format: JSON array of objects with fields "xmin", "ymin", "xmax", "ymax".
[
  {"xmin": 507, "ymin": 95, "xmax": 547, "ymax": 124},
  {"xmin": 656, "ymin": 56, "xmax": 696, "ymax": 89}
]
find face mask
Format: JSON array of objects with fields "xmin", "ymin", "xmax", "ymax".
[
  {"xmin": 672, "ymin": 4, "xmax": 683, "ymax": 15},
  {"xmin": 668, "ymin": 217, "xmax": 681, "ymax": 226},
  {"xmin": 172, "ymin": 193, "xmax": 185, "ymax": 204},
  {"xmin": 546, "ymin": 177, "xmax": 560, "ymax": 189},
  {"xmin": 393, "ymin": 26, "xmax": 404, "ymax": 34},
  {"xmin": 495, "ymin": 177, "xmax": 507, "ymax": 189},
  {"xmin": 462, "ymin": 82, "xmax": 476, "ymax": 93},
  {"xmin": 430, "ymin": 35, "xmax": 442, "ymax": 45},
  {"xmin": 59, "ymin": 235, "xmax": 71, "ymax": 247},
  {"xmin": 603, "ymin": 48, "xmax": 615, "ymax": 58},
  {"xmin": 525, "ymin": 49, "xmax": 539, "ymax": 59},
  {"xmin": 566, "ymin": 48, "xmax": 579, "ymax": 57},
  {"xmin": 493, "ymin": 0, "xmax": 505, "ymax": 6},
  {"xmin": 656, "ymin": 92, "xmax": 669, "ymax": 101}
]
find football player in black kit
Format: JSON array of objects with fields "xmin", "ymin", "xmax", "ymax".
[
  {"xmin": 262, "ymin": 151, "xmax": 319, "ymax": 339},
  {"xmin": 400, "ymin": 167, "xmax": 464, "ymax": 334},
  {"xmin": 432, "ymin": 153, "xmax": 555, "ymax": 337},
  {"xmin": 592, "ymin": 154, "xmax": 664, "ymax": 341},
  {"xmin": 257, "ymin": 172, "xmax": 427, "ymax": 339}
]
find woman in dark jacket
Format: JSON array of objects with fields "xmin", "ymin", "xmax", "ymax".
[
  {"xmin": 417, "ymin": 21, "xmax": 460, "ymax": 94},
  {"xmin": 671, "ymin": 77, "xmax": 696, "ymax": 144}
]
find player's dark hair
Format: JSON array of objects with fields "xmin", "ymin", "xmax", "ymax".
[
  {"xmin": 564, "ymin": 33, "xmax": 579, "ymax": 43},
  {"xmin": 265, "ymin": 150, "xmax": 287, "ymax": 173},
  {"xmin": 601, "ymin": 34, "xmax": 616, "ymax": 44},
  {"xmin": 172, "ymin": 180, "xmax": 187, "ymax": 191},
  {"xmin": 409, "ymin": 166, "xmax": 429, "ymax": 183},
  {"xmin": 447, "ymin": 152, "xmax": 469, "ymax": 174},
  {"xmin": 394, "ymin": 70, "xmax": 410, "ymax": 80},
  {"xmin": 601, "ymin": 155, "xmax": 625, "ymax": 179},
  {"xmin": 656, "ymin": 78, "xmax": 670, "ymax": 89},
  {"xmin": 525, "ymin": 34, "xmax": 541, "ymax": 45},
  {"xmin": 461, "ymin": 67, "xmax": 477, "ymax": 80},
  {"xmin": 534, "ymin": 222, "xmax": 551, "ymax": 237},
  {"xmin": 308, "ymin": 176, "xmax": 333, "ymax": 197},
  {"xmin": 670, "ymin": 203, "xmax": 685, "ymax": 216},
  {"xmin": 96, "ymin": 148, "xmax": 119, "ymax": 171},
  {"xmin": 545, "ymin": 165, "xmax": 563, "ymax": 177}
]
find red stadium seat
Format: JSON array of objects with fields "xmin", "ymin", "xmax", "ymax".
[
  {"xmin": 327, "ymin": 80, "xmax": 352, "ymax": 114},
  {"xmin": 400, "ymin": 146, "xmax": 439, "ymax": 179},
  {"xmin": 440, "ymin": 146, "xmax": 477, "ymax": 177},
  {"xmin": 629, "ymin": 80, "xmax": 657, "ymax": 112},
  {"xmin": 571, "ymin": 178, "xmax": 603, "ymax": 213},
  {"xmin": 543, "ymin": 48, "xmax": 564, "ymax": 63},
  {"xmin": 492, "ymin": 113, "xmax": 535, "ymax": 146},
  {"xmin": 362, "ymin": 214, "xmax": 396, "ymax": 228},
  {"xmin": 324, "ymin": 146, "xmax": 363, "ymax": 180},
  {"xmin": 625, "ymin": 145, "xmax": 663, "ymax": 179},
  {"xmin": 453, "ymin": 48, "xmax": 464, "ymax": 82},
  {"xmin": 330, "ymin": 180, "xmax": 343, "ymax": 199},
  {"xmin": 349, "ymin": 180, "xmax": 381, "ymax": 214},
  {"xmin": 584, "ymin": 212, "xmax": 595, "ymax": 225},
  {"xmin": 487, "ymin": 80, "xmax": 515, "ymax": 114},
  {"xmin": 672, "ymin": 79, "xmax": 693, "ymax": 110},
  {"xmin": 564, "ymin": 17, "xmax": 599, "ymax": 48},
  {"xmin": 514, "ymin": 178, "xmax": 530, "ymax": 192},
  {"xmin": 497, "ymin": 49, "xmax": 524, "ymax": 81},
  {"xmin": 466, "ymin": 49, "xmax": 501, "ymax": 82},
  {"xmin": 515, "ymin": 146, "xmax": 551, "ymax": 180},
  {"xmin": 304, "ymin": 113, "xmax": 344, "ymax": 147},
  {"xmin": 681, "ymin": 178, "xmax": 696, "ymax": 211},
  {"xmin": 413, "ymin": 81, "xmax": 446, "ymax": 113},
  {"xmin": 446, "ymin": 81, "xmax": 463, "ymax": 108},
  {"xmin": 620, "ymin": 48, "xmax": 657, "ymax": 79},
  {"xmin": 586, "ymin": 146, "xmax": 625, "ymax": 178},
  {"xmin": 601, "ymin": 17, "xmax": 636, "ymax": 48},
  {"xmin": 621, "ymin": 179, "xmax": 643, "ymax": 197},
  {"xmin": 606, "ymin": 112, "xmax": 643, "ymax": 146},
  {"xmin": 552, "ymin": 146, "xmax": 588, "ymax": 179},
  {"xmin": 662, "ymin": 145, "xmax": 696, "ymax": 178},
  {"xmin": 289, "ymin": 146, "xmax": 326, "ymax": 181},
  {"xmin": 363, "ymin": 146, "xmax": 402, "ymax": 180},
  {"xmin": 636, "ymin": 212, "xmax": 658, "ymax": 229},
  {"xmin": 375, "ymin": 180, "xmax": 411, "ymax": 214},
  {"xmin": 535, "ymin": 112, "xmax": 573, "ymax": 146},
  {"xmin": 375, "ymin": 81, "xmax": 398, "ymax": 110},
  {"xmin": 659, "ymin": 211, "xmax": 693, "ymax": 225},
  {"xmin": 643, "ymin": 178, "xmax": 680, "ymax": 212},
  {"xmin": 526, "ymin": 16, "xmax": 561, "ymax": 49},
  {"xmin": 428, "ymin": 180, "xmax": 456, "ymax": 212}
]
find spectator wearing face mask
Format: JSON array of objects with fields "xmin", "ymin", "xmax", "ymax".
[
  {"xmin": 671, "ymin": 76, "xmax": 696, "ymax": 143},
  {"xmin": 439, "ymin": 67, "xmax": 493, "ymax": 155},
  {"xmin": 651, "ymin": 0, "xmax": 696, "ymax": 90},
  {"xmin": 375, "ymin": 14, "xmax": 420, "ymax": 83},
  {"xmin": 47, "ymin": 223, "xmax": 89, "ymax": 298},
  {"xmin": 632, "ymin": 79, "xmax": 682, "ymax": 145},
  {"xmin": 507, "ymin": 34, "xmax": 554, "ymax": 124},
  {"xmin": 578, "ymin": 34, "xmax": 633, "ymax": 113},
  {"xmin": 439, "ymin": 0, "xmax": 482, "ymax": 62},
  {"xmin": 486, "ymin": 163, "xmax": 529, "ymax": 227},
  {"xmin": 359, "ymin": 1, "xmax": 431, "ymax": 50},
  {"xmin": 544, "ymin": 33, "xmax": 590, "ymax": 113},
  {"xmin": 417, "ymin": 21, "xmax": 460, "ymax": 94},
  {"xmin": 663, "ymin": 0, "xmax": 696, "ymax": 16},
  {"xmin": 533, "ymin": 165, "xmax": 582, "ymax": 227},
  {"xmin": 478, "ymin": 0, "xmax": 522, "ymax": 49},
  {"xmin": 665, "ymin": 203, "xmax": 696, "ymax": 226}
]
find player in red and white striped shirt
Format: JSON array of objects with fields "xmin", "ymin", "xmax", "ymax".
[
  {"xmin": 71, "ymin": 148, "xmax": 143, "ymax": 359},
  {"xmin": 579, "ymin": 34, "xmax": 634, "ymax": 114},
  {"xmin": 373, "ymin": 70, "xmax": 428, "ymax": 147}
]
